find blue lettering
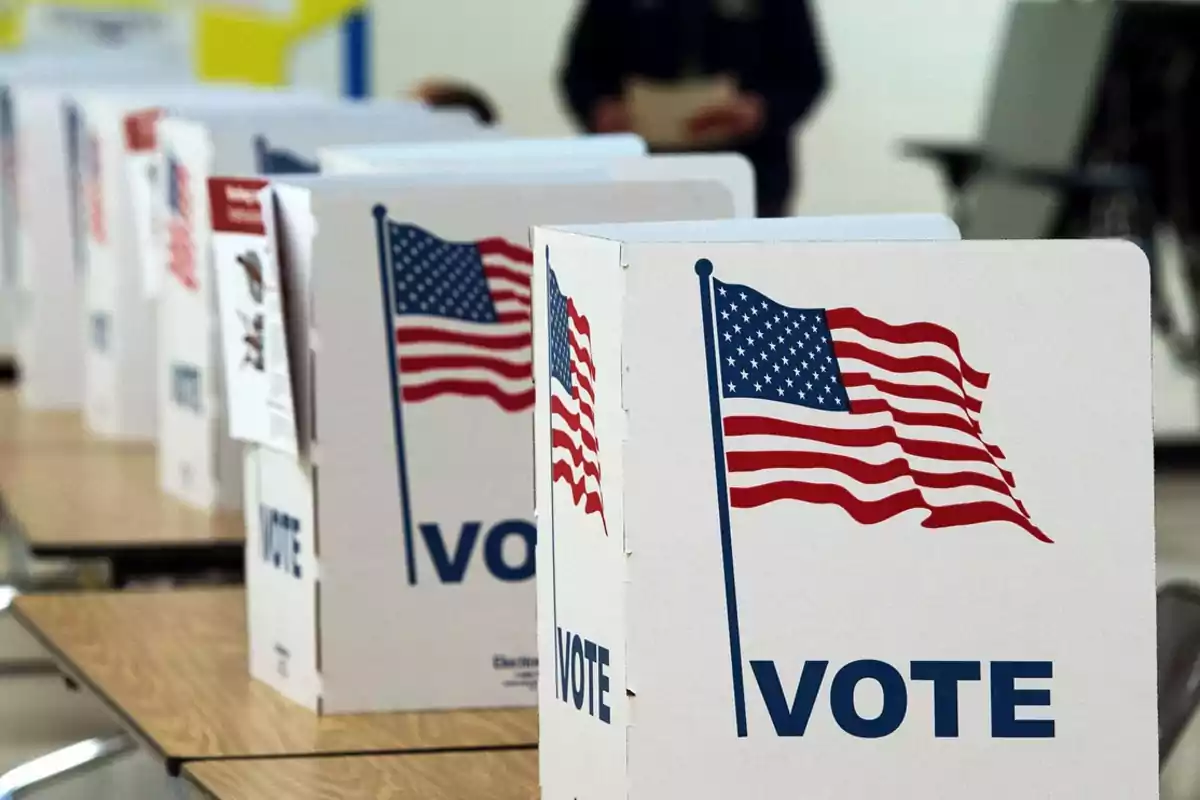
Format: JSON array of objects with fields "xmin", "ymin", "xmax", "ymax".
[
  {"xmin": 259, "ymin": 505, "xmax": 301, "ymax": 579},
  {"xmin": 911, "ymin": 660, "xmax": 981, "ymax": 738},
  {"xmin": 752, "ymin": 659, "xmax": 1053, "ymax": 739},
  {"xmin": 991, "ymin": 661, "xmax": 1055, "ymax": 738},
  {"xmin": 170, "ymin": 364, "xmax": 202, "ymax": 413},
  {"xmin": 750, "ymin": 659, "xmax": 826, "ymax": 737},
  {"xmin": 555, "ymin": 626, "xmax": 612, "ymax": 725},
  {"xmin": 419, "ymin": 522, "xmax": 481, "ymax": 584},
  {"xmin": 483, "ymin": 520, "xmax": 536, "ymax": 582},
  {"xmin": 419, "ymin": 519, "xmax": 535, "ymax": 584},
  {"xmin": 570, "ymin": 635, "xmax": 585, "ymax": 710},
  {"xmin": 584, "ymin": 639, "xmax": 597, "ymax": 716},
  {"xmin": 597, "ymin": 645, "xmax": 611, "ymax": 723},
  {"xmin": 830, "ymin": 660, "xmax": 907, "ymax": 739},
  {"xmin": 90, "ymin": 312, "xmax": 109, "ymax": 353},
  {"xmin": 555, "ymin": 626, "xmax": 570, "ymax": 700}
]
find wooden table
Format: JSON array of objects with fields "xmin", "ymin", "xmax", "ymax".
[
  {"xmin": 0, "ymin": 444, "xmax": 244, "ymax": 583},
  {"xmin": 0, "ymin": 387, "xmax": 90, "ymax": 450},
  {"xmin": 12, "ymin": 589, "xmax": 538, "ymax": 775},
  {"xmin": 184, "ymin": 750, "xmax": 538, "ymax": 799}
]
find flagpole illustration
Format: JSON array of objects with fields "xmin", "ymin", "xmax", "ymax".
[
  {"xmin": 695, "ymin": 258, "xmax": 748, "ymax": 738},
  {"xmin": 546, "ymin": 246, "xmax": 560, "ymax": 700},
  {"xmin": 373, "ymin": 204, "xmax": 418, "ymax": 587},
  {"xmin": 253, "ymin": 135, "xmax": 275, "ymax": 174}
]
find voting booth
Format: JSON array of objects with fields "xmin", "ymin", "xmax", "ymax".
[
  {"xmin": 211, "ymin": 156, "xmax": 756, "ymax": 714},
  {"xmin": 530, "ymin": 221, "xmax": 1157, "ymax": 797},
  {"xmin": 322, "ymin": 142, "xmax": 757, "ymax": 219},
  {"xmin": 75, "ymin": 85, "xmax": 323, "ymax": 441},
  {"xmin": 144, "ymin": 103, "xmax": 487, "ymax": 511},
  {"xmin": 0, "ymin": 55, "xmax": 188, "ymax": 405}
]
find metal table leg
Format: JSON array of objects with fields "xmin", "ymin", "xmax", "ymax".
[{"xmin": 0, "ymin": 734, "xmax": 136, "ymax": 799}]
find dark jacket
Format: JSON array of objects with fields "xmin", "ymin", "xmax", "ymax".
[{"xmin": 559, "ymin": 0, "xmax": 828, "ymax": 214}]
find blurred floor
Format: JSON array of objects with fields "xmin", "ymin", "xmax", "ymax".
[{"xmin": 0, "ymin": 473, "xmax": 1194, "ymax": 796}]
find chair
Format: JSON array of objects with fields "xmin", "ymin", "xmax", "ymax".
[{"xmin": 903, "ymin": 0, "xmax": 1200, "ymax": 376}]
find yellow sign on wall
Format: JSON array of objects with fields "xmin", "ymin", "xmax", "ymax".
[{"xmin": 196, "ymin": 0, "xmax": 365, "ymax": 88}]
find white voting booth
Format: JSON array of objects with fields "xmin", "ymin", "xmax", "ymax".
[
  {"xmin": 322, "ymin": 142, "xmax": 757, "ymax": 219},
  {"xmin": 211, "ymin": 147, "xmax": 760, "ymax": 714},
  {"xmin": 0, "ymin": 55, "xmax": 188, "ymax": 400},
  {"xmin": 76, "ymin": 86, "xmax": 324, "ymax": 441},
  {"xmin": 147, "ymin": 103, "xmax": 487, "ymax": 511},
  {"xmin": 530, "ymin": 222, "xmax": 1157, "ymax": 798}
]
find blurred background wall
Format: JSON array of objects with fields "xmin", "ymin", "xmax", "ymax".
[
  {"xmin": 372, "ymin": 0, "xmax": 1015, "ymax": 217},
  {"xmin": 0, "ymin": 0, "xmax": 1017, "ymax": 217}
]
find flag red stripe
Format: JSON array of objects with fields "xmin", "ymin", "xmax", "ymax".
[
  {"xmin": 568, "ymin": 331, "xmax": 595, "ymax": 379},
  {"xmin": 552, "ymin": 429, "xmax": 601, "ymax": 482},
  {"xmin": 826, "ymin": 308, "xmax": 990, "ymax": 390},
  {"xmin": 401, "ymin": 379, "xmax": 533, "ymax": 412},
  {"xmin": 551, "ymin": 395, "xmax": 598, "ymax": 453},
  {"xmin": 398, "ymin": 353, "xmax": 531, "ymax": 380},
  {"xmin": 833, "ymin": 340, "xmax": 983, "ymax": 405},
  {"xmin": 491, "ymin": 289, "xmax": 530, "ymax": 306},
  {"xmin": 483, "ymin": 264, "xmax": 531, "ymax": 287},
  {"xmin": 478, "ymin": 237, "xmax": 533, "ymax": 264},
  {"xmin": 572, "ymin": 360, "xmax": 595, "ymax": 403},
  {"xmin": 842, "ymin": 371, "xmax": 983, "ymax": 415},
  {"xmin": 850, "ymin": 398, "xmax": 1004, "ymax": 459},
  {"xmin": 729, "ymin": 481, "xmax": 1050, "ymax": 542},
  {"xmin": 552, "ymin": 459, "xmax": 605, "ymax": 516},
  {"xmin": 723, "ymin": 414, "xmax": 1016, "ymax": 486},
  {"xmin": 726, "ymin": 448, "xmax": 1019, "ymax": 500},
  {"xmin": 397, "ymin": 326, "xmax": 529, "ymax": 351},
  {"xmin": 567, "ymin": 298, "xmax": 591, "ymax": 338}
]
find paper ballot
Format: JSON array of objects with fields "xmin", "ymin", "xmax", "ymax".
[{"xmin": 626, "ymin": 74, "xmax": 737, "ymax": 148}]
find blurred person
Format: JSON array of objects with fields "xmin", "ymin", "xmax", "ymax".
[
  {"xmin": 559, "ymin": 0, "xmax": 828, "ymax": 217},
  {"xmin": 410, "ymin": 78, "xmax": 499, "ymax": 126}
]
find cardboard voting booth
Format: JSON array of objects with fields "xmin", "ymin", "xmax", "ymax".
[
  {"xmin": 214, "ymin": 169, "xmax": 743, "ymax": 715},
  {"xmin": 11, "ymin": 78, "xmax": 174, "ymax": 410},
  {"xmin": 530, "ymin": 225, "xmax": 1157, "ymax": 798},
  {"xmin": 318, "ymin": 135, "xmax": 647, "ymax": 175},
  {"xmin": 322, "ymin": 143, "xmax": 757, "ymax": 219},
  {"xmin": 0, "ymin": 56, "xmax": 189, "ymax": 401},
  {"xmin": 148, "ymin": 104, "xmax": 486, "ymax": 511},
  {"xmin": 76, "ymin": 86, "xmax": 319, "ymax": 440}
]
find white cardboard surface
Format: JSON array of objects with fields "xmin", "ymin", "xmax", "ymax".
[
  {"xmin": 238, "ymin": 175, "xmax": 738, "ymax": 715},
  {"xmin": 160, "ymin": 106, "xmax": 488, "ymax": 510},
  {"xmin": 77, "ymin": 86, "xmax": 317, "ymax": 440},
  {"xmin": 2, "ymin": 64, "xmax": 187, "ymax": 403},
  {"xmin": 530, "ymin": 227, "xmax": 1156, "ymax": 798},
  {"xmin": 318, "ymin": 133, "xmax": 645, "ymax": 175}
]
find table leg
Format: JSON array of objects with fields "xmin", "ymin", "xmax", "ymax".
[{"xmin": 0, "ymin": 733, "xmax": 135, "ymax": 798}]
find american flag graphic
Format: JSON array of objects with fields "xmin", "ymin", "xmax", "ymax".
[
  {"xmin": 547, "ymin": 265, "xmax": 605, "ymax": 527},
  {"xmin": 383, "ymin": 220, "xmax": 533, "ymax": 412},
  {"xmin": 167, "ymin": 156, "xmax": 197, "ymax": 291},
  {"xmin": 709, "ymin": 276, "xmax": 1049, "ymax": 543},
  {"xmin": 86, "ymin": 135, "xmax": 105, "ymax": 245}
]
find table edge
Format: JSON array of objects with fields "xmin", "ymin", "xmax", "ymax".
[{"xmin": 10, "ymin": 596, "xmax": 539, "ymax": 772}]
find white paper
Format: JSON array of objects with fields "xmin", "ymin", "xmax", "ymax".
[{"xmin": 211, "ymin": 179, "xmax": 297, "ymax": 456}]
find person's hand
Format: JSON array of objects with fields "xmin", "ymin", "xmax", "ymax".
[
  {"xmin": 591, "ymin": 97, "xmax": 631, "ymax": 133},
  {"xmin": 686, "ymin": 93, "xmax": 766, "ymax": 142}
]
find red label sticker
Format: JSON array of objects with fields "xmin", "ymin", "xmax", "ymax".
[
  {"xmin": 208, "ymin": 177, "xmax": 270, "ymax": 236},
  {"xmin": 123, "ymin": 108, "xmax": 163, "ymax": 153}
]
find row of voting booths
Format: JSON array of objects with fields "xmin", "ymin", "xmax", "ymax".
[{"xmin": 0, "ymin": 59, "xmax": 1162, "ymax": 795}]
